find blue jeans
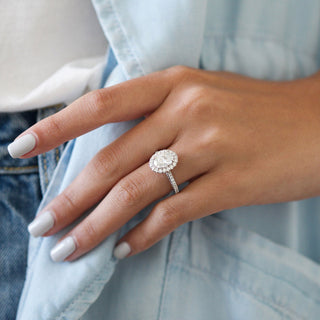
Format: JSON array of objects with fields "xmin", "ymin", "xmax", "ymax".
[{"xmin": 0, "ymin": 106, "xmax": 65, "ymax": 320}]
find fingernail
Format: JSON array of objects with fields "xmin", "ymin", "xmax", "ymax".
[
  {"xmin": 113, "ymin": 242, "xmax": 131, "ymax": 259},
  {"xmin": 8, "ymin": 133, "xmax": 36, "ymax": 158},
  {"xmin": 28, "ymin": 211, "xmax": 55, "ymax": 237},
  {"xmin": 50, "ymin": 236, "xmax": 76, "ymax": 262}
]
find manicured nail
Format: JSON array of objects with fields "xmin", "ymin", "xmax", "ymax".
[
  {"xmin": 50, "ymin": 236, "xmax": 76, "ymax": 262},
  {"xmin": 28, "ymin": 211, "xmax": 55, "ymax": 237},
  {"xmin": 113, "ymin": 242, "xmax": 131, "ymax": 259},
  {"xmin": 7, "ymin": 133, "xmax": 36, "ymax": 158}
]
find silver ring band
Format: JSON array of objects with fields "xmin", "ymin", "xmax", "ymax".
[
  {"xmin": 166, "ymin": 171, "xmax": 179, "ymax": 194},
  {"xmin": 149, "ymin": 149, "xmax": 179, "ymax": 194}
]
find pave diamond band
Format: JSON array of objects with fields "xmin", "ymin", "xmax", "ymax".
[
  {"xmin": 149, "ymin": 149, "xmax": 179, "ymax": 194},
  {"xmin": 165, "ymin": 171, "xmax": 179, "ymax": 194}
]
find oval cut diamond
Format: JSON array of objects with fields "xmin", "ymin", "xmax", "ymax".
[
  {"xmin": 149, "ymin": 149, "xmax": 178, "ymax": 173},
  {"xmin": 154, "ymin": 153, "xmax": 172, "ymax": 167}
]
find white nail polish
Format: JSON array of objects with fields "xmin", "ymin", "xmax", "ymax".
[
  {"xmin": 50, "ymin": 236, "xmax": 76, "ymax": 262},
  {"xmin": 7, "ymin": 133, "xmax": 36, "ymax": 158},
  {"xmin": 113, "ymin": 242, "xmax": 131, "ymax": 260},
  {"xmin": 28, "ymin": 211, "xmax": 54, "ymax": 237}
]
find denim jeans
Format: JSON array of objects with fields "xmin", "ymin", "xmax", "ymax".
[{"xmin": 0, "ymin": 106, "xmax": 64, "ymax": 320}]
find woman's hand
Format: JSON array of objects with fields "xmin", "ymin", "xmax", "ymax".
[{"xmin": 10, "ymin": 66, "xmax": 320, "ymax": 262}]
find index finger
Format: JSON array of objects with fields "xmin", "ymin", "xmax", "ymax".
[{"xmin": 8, "ymin": 67, "xmax": 178, "ymax": 158}]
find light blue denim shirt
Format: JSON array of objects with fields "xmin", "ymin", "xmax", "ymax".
[{"xmin": 17, "ymin": 0, "xmax": 320, "ymax": 319}]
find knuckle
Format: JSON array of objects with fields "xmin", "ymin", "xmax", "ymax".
[
  {"xmin": 91, "ymin": 146, "xmax": 121, "ymax": 177},
  {"xmin": 44, "ymin": 115, "xmax": 64, "ymax": 138},
  {"xmin": 113, "ymin": 174, "xmax": 145, "ymax": 208},
  {"xmin": 197, "ymin": 127, "xmax": 222, "ymax": 151},
  {"xmin": 85, "ymin": 89, "xmax": 107, "ymax": 111},
  {"xmin": 58, "ymin": 190, "xmax": 79, "ymax": 214},
  {"xmin": 91, "ymin": 152, "xmax": 110, "ymax": 177},
  {"xmin": 185, "ymin": 86, "xmax": 210, "ymax": 115},
  {"xmin": 81, "ymin": 220, "xmax": 99, "ymax": 244},
  {"xmin": 165, "ymin": 65, "xmax": 194, "ymax": 83},
  {"xmin": 134, "ymin": 229, "xmax": 150, "ymax": 252},
  {"xmin": 83, "ymin": 88, "xmax": 119, "ymax": 122},
  {"xmin": 174, "ymin": 85, "xmax": 210, "ymax": 120},
  {"xmin": 156, "ymin": 201, "xmax": 182, "ymax": 228}
]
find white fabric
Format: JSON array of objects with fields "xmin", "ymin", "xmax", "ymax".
[{"xmin": 0, "ymin": 0, "xmax": 108, "ymax": 112}]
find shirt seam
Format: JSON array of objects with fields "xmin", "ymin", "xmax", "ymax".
[
  {"xmin": 94, "ymin": 0, "xmax": 145, "ymax": 79},
  {"xmin": 203, "ymin": 32, "xmax": 319, "ymax": 59},
  {"xmin": 54, "ymin": 260, "xmax": 116, "ymax": 320},
  {"xmin": 110, "ymin": 0, "xmax": 145, "ymax": 76},
  {"xmin": 171, "ymin": 263, "xmax": 304, "ymax": 320},
  {"xmin": 157, "ymin": 232, "xmax": 175, "ymax": 320}
]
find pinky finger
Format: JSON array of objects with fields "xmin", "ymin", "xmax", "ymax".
[{"xmin": 113, "ymin": 175, "xmax": 213, "ymax": 260}]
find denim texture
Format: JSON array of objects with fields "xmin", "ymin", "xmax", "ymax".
[
  {"xmin": 0, "ymin": 111, "xmax": 40, "ymax": 320},
  {"xmin": 0, "ymin": 106, "xmax": 65, "ymax": 320}
]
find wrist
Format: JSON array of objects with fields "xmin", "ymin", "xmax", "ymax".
[
  {"xmin": 290, "ymin": 70, "xmax": 320, "ymax": 101},
  {"xmin": 282, "ymin": 70, "xmax": 320, "ymax": 198}
]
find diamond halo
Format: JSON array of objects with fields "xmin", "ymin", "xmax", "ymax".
[{"xmin": 149, "ymin": 149, "xmax": 178, "ymax": 173}]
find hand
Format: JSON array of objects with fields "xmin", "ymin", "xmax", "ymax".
[{"xmin": 12, "ymin": 66, "xmax": 320, "ymax": 262}]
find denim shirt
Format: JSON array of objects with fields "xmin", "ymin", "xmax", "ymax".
[{"xmin": 17, "ymin": 1, "xmax": 320, "ymax": 319}]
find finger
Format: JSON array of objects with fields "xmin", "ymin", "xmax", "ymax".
[
  {"xmin": 112, "ymin": 170, "xmax": 247, "ymax": 259},
  {"xmin": 33, "ymin": 111, "xmax": 178, "ymax": 237},
  {"xmin": 51, "ymin": 145, "xmax": 209, "ymax": 262},
  {"xmin": 11, "ymin": 69, "xmax": 174, "ymax": 158}
]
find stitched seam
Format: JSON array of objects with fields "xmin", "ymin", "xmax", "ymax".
[
  {"xmin": 157, "ymin": 232, "xmax": 174, "ymax": 320},
  {"xmin": 203, "ymin": 32, "xmax": 318, "ymax": 58},
  {"xmin": 55, "ymin": 147, "xmax": 60, "ymax": 164},
  {"xmin": 109, "ymin": 0, "xmax": 145, "ymax": 76},
  {"xmin": 54, "ymin": 261, "xmax": 115, "ymax": 320},
  {"xmin": 42, "ymin": 154, "xmax": 49, "ymax": 188},
  {"xmin": 172, "ymin": 262, "xmax": 304, "ymax": 319},
  {"xmin": 169, "ymin": 224, "xmax": 187, "ymax": 259},
  {"xmin": 0, "ymin": 165, "xmax": 38, "ymax": 171},
  {"xmin": 215, "ymin": 238, "xmax": 320, "ymax": 304}
]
